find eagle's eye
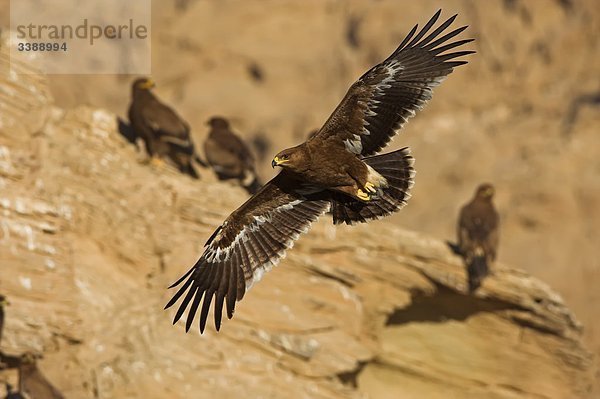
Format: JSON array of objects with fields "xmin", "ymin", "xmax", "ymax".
[{"xmin": 281, "ymin": 154, "xmax": 289, "ymax": 160}]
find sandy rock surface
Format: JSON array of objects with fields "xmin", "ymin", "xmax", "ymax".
[
  {"xmin": 0, "ymin": 33, "xmax": 596, "ymax": 398},
  {"xmin": 31, "ymin": 0, "xmax": 600, "ymax": 368}
]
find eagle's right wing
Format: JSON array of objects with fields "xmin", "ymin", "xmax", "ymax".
[{"xmin": 165, "ymin": 172, "xmax": 330, "ymax": 333}]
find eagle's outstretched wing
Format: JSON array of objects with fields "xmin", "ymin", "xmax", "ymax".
[
  {"xmin": 312, "ymin": 9, "xmax": 474, "ymax": 157},
  {"xmin": 165, "ymin": 173, "xmax": 330, "ymax": 333}
]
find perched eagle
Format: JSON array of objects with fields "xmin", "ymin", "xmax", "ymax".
[
  {"xmin": 166, "ymin": 10, "xmax": 474, "ymax": 333},
  {"xmin": 204, "ymin": 117, "xmax": 262, "ymax": 194},
  {"xmin": 457, "ymin": 183, "xmax": 499, "ymax": 292},
  {"xmin": 128, "ymin": 77, "xmax": 204, "ymax": 179}
]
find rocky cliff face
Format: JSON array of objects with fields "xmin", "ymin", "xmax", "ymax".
[
  {"xmin": 0, "ymin": 38, "xmax": 595, "ymax": 398},
  {"xmin": 34, "ymin": 0, "xmax": 600, "ymax": 367}
]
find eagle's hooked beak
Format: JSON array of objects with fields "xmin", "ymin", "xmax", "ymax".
[{"xmin": 272, "ymin": 156, "xmax": 289, "ymax": 168}]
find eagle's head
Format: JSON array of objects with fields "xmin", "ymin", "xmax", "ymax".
[
  {"xmin": 272, "ymin": 146, "xmax": 306, "ymax": 172},
  {"xmin": 475, "ymin": 183, "xmax": 495, "ymax": 200},
  {"xmin": 132, "ymin": 77, "xmax": 155, "ymax": 92}
]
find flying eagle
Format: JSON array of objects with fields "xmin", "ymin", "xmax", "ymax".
[
  {"xmin": 128, "ymin": 78, "xmax": 205, "ymax": 179},
  {"xmin": 204, "ymin": 117, "xmax": 263, "ymax": 194},
  {"xmin": 166, "ymin": 10, "xmax": 474, "ymax": 332},
  {"xmin": 457, "ymin": 183, "xmax": 499, "ymax": 292}
]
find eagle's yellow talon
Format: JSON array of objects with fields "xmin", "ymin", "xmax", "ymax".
[
  {"xmin": 357, "ymin": 188, "xmax": 371, "ymax": 201},
  {"xmin": 364, "ymin": 182, "xmax": 377, "ymax": 193}
]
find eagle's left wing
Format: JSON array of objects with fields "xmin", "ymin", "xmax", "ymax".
[
  {"xmin": 165, "ymin": 172, "xmax": 330, "ymax": 333},
  {"xmin": 313, "ymin": 9, "xmax": 474, "ymax": 157}
]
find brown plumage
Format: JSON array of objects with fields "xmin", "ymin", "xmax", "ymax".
[
  {"xmin": 204, "ymin": 117, "xmax": 262, "ymax": 194},
  {"xmin": 166, "ymin": 10, "xmax": 473, "ymax": 333},
  {"xmin": 457, "ymin": 183, "xmax": 499, "ymax": 292},
  {"xmin": 128, "ymin": 77, "xmax": 204, "ymax": 179},
  {"xmin": 18, "ymin": 353, "xmax": 65, "ymax": 399}
]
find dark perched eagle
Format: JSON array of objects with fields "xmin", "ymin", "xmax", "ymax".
[
  {"xmin": 457, "ymin": 184, "xmax": 499, "ymax": 292},
  {"xmin": 128, "ymin": 77, "xmax": 205, "ymax": 179},
  {"xmin": 166, "ymin": 10, "xmax": 474, "ymax": 333},
  {"xmin": 204, "ymin": 117, "xmax": 262, "ymax": 194},
  {"xmin": 18, "ymin": 353, "xmax": 65, "ymax": 399}
]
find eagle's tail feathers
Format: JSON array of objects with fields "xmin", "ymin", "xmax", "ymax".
[
  {"xmin": 331, "ymin": 147, "xmax": 415, "ymax": 225},
  {"xmin": 467, "ymin": 255, "xmax": 489, "ymax": 292}
]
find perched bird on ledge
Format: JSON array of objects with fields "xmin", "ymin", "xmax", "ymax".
[
  {"xmin": 457, "ymin": 183, "xmax": 499, "ymax": 292},
  {"xmin": 204, "ymin": 116, "xmax": 263, "ymax": 195},
  {"xmin": 128, "ymin": 77, "xmax": 205, "ymax": 179},
  {"xmin": 166, "ymin": 9, "xmax": 474, "ymax": 333}
]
